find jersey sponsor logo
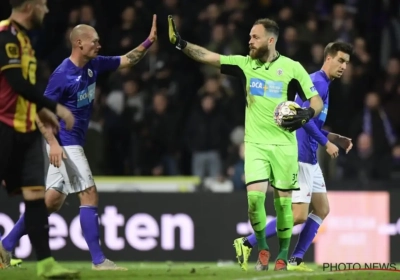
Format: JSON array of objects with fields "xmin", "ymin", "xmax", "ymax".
[
  {"xmin": 310, "ymin": 86, "xmax": 316, "ymax": 92},
  {"xmin": 5, "ymin": 43, "xmax": 19, "ymax": 58},
  {"xmin": 318, "ymin": 103, "xmax": 328, "ymax": 122},
  {"xmin": 77, "ymin": 82, "xmax": 96, "ymax": 108},
  {"xmin": 88, "ymin": 69, "xmax": 93, "ymax": 77},
  {"xmin": 249, "ymin": 78, "xmax": 265, "ymax": 96},
  {"xmin": 249, "ymin": 78, "xmax": 283, "ymax": 98}
]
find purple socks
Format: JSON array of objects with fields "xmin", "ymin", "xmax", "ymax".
[
  {"xmin": 2, "ymin": 214, "xmax": 27, "ymax": 252},
  {"xmin": 1, "ymin": 206, "xmax": 107, "ymax": 265},
  {"xmin": 291, "ymin": 213, "xmax": 322, "ymax": 259},
  {"xmin": 80, "ymin": 206, "xmax": 105, "ymax": 265},
  {"xmin": 245, "ymin": 213, "xmax": 322, "ymax": 260}
]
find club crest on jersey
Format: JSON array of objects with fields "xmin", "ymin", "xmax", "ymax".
[
  {"xmin": 276, "ymin": 69, "xmax": 283, "ymax": 76},
  {"xmin": 10, "ymin": 26, "xmax": 17, "ymax": 35},
  {"xmin": 88, "ymin": 69, "xmax": 93, "ymax": 77}
]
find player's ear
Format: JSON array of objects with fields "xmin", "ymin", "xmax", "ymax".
[
  {"xmin": 268, "ymin": 36, "xmax": 275, "ymax": 45},
  {"xmin": 78, "ymin": 39, "xmax": 83, "ymax": 50},
  {"xmin": 24, "ymin": 2, "xmax": 33, "ymax": 14}
]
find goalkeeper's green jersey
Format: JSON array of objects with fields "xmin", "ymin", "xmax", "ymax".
[{"xmin": 220, "ymin": 53, "xmax": 318, "ymax": 145}]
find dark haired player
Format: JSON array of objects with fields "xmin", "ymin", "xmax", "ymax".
[
  {"xmin": 168, "ymin": 15, "xmax": 323, "ymax": 270},
  {"xmin": 0, "ymin": 0, "xmax": 78, "ymax": 278},
  {"xmin": 235, "ymin": 42, "xmax": 354, "ymax": 272}
]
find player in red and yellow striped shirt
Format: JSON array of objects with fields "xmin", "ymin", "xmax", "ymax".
[{"xmin": 0, "ymin": 0, "xmax": 77, "ymax": 278}]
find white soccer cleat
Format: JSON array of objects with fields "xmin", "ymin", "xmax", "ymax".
[{"xmin": 92, "ymin": 259, "xmax": 127, "ymax": 271}]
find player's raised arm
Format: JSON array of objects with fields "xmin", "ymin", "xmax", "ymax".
[
  {"xmin": 119, "ymin": 14, "xmax": 158, "ymax": 68},
  {"xmin": 168, "ymin": 15, "xmax": 220, "ymax": 68}
]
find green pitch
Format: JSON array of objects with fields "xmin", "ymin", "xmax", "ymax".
[{"xmin": 1, "ymin": 262, "xmax": 399, "ymax": 280}]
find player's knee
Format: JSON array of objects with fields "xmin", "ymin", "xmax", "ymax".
[
  {"xmin": 247, "ymin": 191, "xmax": 266, "ymax": 231},
  {"xmin": 275, "ymin": 189, "xmax": 292, "ymax": 198},
  {"xmin": 293, "ymin": 212, "xmax": 308, "ymax": 225},
  {"xmin": 313, "ymin": 205, "xmax": 330, "ymax": 220},
  {"xmin": 292, "ymin": 205, "xmax": 309, "ymax": 224},
  {"xmin": 45, "ymin": 189, "xmax": 66, "ymax": 213},
  {"xmin": 247, "ymin": 191, "xmax": 264, "ymax": 210},
  {"xmin": 79, "ymin": 185, "xmax": 98, "ymax": 206},
  {"xmin": 45, "ymin": 197, "xmax": 63, "ymax": 213},
  {"xmin": 22, "ymin": 187, "xmax": 45, "ymax": 201}
]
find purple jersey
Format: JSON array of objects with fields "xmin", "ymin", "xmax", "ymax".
[
  {"xmin": 295, "ymin": 70, "xmax": 331, "ymax": 164},
  {"xmin": 44, "ymin": 56, "xmax": 120, "ymax": 146}
]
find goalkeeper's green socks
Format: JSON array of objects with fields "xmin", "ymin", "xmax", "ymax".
[
  {"xmin": 247, "ymin": 191, "xmax": 269, "ymax": 251},
  {"xmin": 274, "ymin": 197, "xmax": 294, "ymax": 261}
]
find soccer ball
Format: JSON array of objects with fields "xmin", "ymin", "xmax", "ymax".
[{"xmin": 274, "ymin": 101, "xmax": 300, "ymax": 127}]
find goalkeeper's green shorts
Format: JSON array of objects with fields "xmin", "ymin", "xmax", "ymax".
[{"xmin": 244, "ymin": 142, "xmax": 299, "ymax": 191}]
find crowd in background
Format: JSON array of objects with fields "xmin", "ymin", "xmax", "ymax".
[{"xmin": 1, "ymin": 0, "xmax": 400, "ymax": 190}]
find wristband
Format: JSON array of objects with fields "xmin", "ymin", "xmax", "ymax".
[
  {"xmin": 142, "ymin": 38, "xmax": 153, "ymax": 49},
  {"xmin": 176, "ymin": 39, "xmax": 187, "ymax": 50}
]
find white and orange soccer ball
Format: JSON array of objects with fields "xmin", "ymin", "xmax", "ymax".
[{"xmin": 273, "ymin": 101, "xmax": 300, "ymax": 127}]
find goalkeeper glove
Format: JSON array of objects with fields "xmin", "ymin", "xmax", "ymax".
[
  {"xmin": 168, "ymin": 15, "xmax": 187, "ymax": 50},
  {"xmin": 281, "ymin": 106, "xmax": 315, "ymax": 132}
]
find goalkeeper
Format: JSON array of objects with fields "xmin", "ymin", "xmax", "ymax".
[{"xmin": 168, "ymin": 16, "xmax": 323, "ymax": 270}]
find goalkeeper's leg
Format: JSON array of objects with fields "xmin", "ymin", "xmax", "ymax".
[
  {"xmin": 273, "ymin": 189, "xmax": 293, "ymax": 271},
  {"xmin": 247, "ymin": 183, "xmax": 270, "ymax": 271},
  {"xmin": 269, "ymin": 144, "xmax": 298, "ymax": 271},
  {"xmin": 240, "ymin": 142, "xmax": 271, "ymax": 271}
]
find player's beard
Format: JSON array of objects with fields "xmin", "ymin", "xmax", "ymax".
[
  {"xmin": 249, "ymin": 44, "xmax": 270, "ymax": 61},
  {"xmin": 31, "ymin": 13, "xmax": 44, "ymax": 29}
]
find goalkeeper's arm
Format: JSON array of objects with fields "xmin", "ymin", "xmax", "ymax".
[
  {"xmin": 168, "ymin": 15, "xmax": 220, "ymax": 68},
  {"xmin": 308, "ymin": 95, "xmax": 323, "ymax": 117},
  {"xmin": 182, "ymin": 42, "xmax": 221, "ymax": 68}
]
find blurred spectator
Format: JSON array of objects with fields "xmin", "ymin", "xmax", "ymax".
[
  {"xmin": 346, "ymin": 92, "xmax": 398, "ymax": 180},
  {"xmin": 107, "ymin": 6, "xmax": 146, "ymax": 55},
  {"xmin": 139, "ymin": 93, "xmax": 180, "ymax": 176},
  {"xmin": 306, "ymin": 43, "xmax": 324, "ymax": 73},
  {"xmin": 279, "ymin": 26, "xmax": 311, "ymax": 63},
  {"xmin": 48, "ymin": 27, "xmax": 73, "ymax": 70},
  {"xmin": 227, "ymin": 142, "xmax": 245, "ymax": 190},
  {"xmin": 185, "ymin": 95, "xmax": 230, "ymax": 182}
]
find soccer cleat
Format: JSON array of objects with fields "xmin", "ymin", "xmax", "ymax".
[
  {"xmin": 274, "ymin": 259, "xmax": 287, "ymax": 271},
  {"xmin": 0, "ymin": 241, "xmax": 11, "ymax": 268},
  {"xmin": 37, "ymin": 257, "xmax": 80, "ymax": 279},
  {"xmin": 233, "ymin": 238, "xmax": 252, "ymax": 271},
  {"xmin": 10, "ymin": 258, "xmax": 22, "ymax": 267},
  {"xmin": 254, "ymin": 250, "xmax": 270, "ymax": 271},
  {"xmin": 92, "ymin": 259, "xmax": 127, "ymax": 271},
  {"xmin": 287, "ymin": 261, "xmax": 313, "ymax": 271}
]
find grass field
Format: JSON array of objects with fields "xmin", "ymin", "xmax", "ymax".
[{"xmin": 1, "ymin": 262, "xmax": 400, "ymax": 280}]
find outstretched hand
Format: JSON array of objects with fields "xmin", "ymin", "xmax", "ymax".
[
  {"xmin": 148, "ymin": 14, "xmax": 157, "ymax": 42},
  {"xmin": 168, "ymin": 15, "xmax": 187, "ymax": 50}
]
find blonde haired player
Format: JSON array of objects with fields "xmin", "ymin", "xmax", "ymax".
[{"xmin": 0, "ymin": 15, "xmax": 157, "ymax": 270}]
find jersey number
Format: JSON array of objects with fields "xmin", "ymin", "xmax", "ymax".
[{"xmin": 292, "ymin": 173, "xmax": 297, "ymax": 184}]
